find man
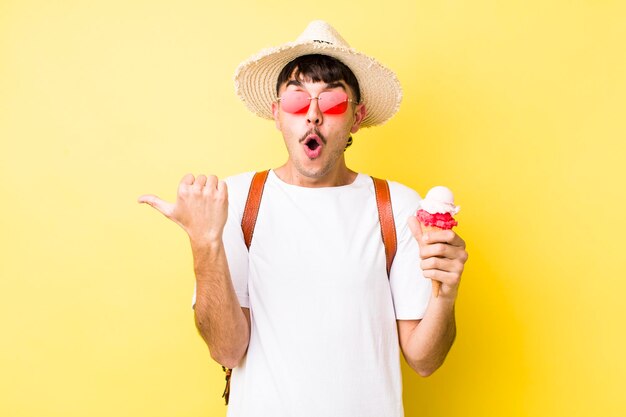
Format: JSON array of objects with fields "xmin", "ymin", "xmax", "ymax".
[{"xmin": 139, "ymin": 21, "xmax": 467, "ymax": 417}]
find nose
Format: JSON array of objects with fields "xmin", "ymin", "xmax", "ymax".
[{"xmin": 306, "ymin": 97, "xmax": 323, "ymax": 126}]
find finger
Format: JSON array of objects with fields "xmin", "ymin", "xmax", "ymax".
[
  {"xmin": 195, "ymin": 175, "xmax": 208, "ymax": 187},
  {"xmin": 407, "ymin": 216, "xmax": 423, "ymax": 242},
  {"xmin": 217, "ymin": 180, "xmax": 228, "ymax": 197},
  {"xmin": 420, "ymin": 256, "xmax": 445, "ymax": 271},
  {"xmin": 422, "ymin": 268, "xmax": 461, "ymax": 288},
  {"xmin": 137, "ymin": 194, "xmax": 175, "ymax": 217},
  {"xmin": 181, "ymin": 173, "xmax": 195, "ymax": 185},
  {"xmin": 419, "ymin": 228, "xmax": 455, "ymax": 244},
  {"xmin": 205, "ymin": 175, "xmax": 218, "ymax": 190},
  {"xmin": 424, "ymin": 229, "xmax": 466, "ymax": 249},
  {"xmin": 178, "ymin": 174, "xmax": 195, "ymax": 196},
  {"xmin": 451, "ymin": 233, "xmax": 466, "ymax": 248},
  {"xmin": 419, "ymin": 243, "xmax": 456, "ymax": 260},
  {"xmin": 421, "ymin": 256, "xmax": 465, "ymax": 274}
]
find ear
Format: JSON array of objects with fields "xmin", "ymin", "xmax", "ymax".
[
  {"xmin": 272, "ymin": 101, "xmax": 281, "ymax": 130},
  {"xmin": 350, "ymin": 104, "xmax": 367, "ymax": 134}
]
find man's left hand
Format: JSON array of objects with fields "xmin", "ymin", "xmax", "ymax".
[{"xmin": 408, "ymin": 216, "xmax": 468, "ymax": 300}]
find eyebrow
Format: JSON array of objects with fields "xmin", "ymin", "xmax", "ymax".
[
  {"xmin": 285, "ymin": 79, "xmax": 304, "ymax": 88},
  {"xmin": 285, "ymin": 80, "xmax": 347, "ymax": 92},
  {"xmin": 325, "ymin": 82, "xmax": 347, "ymax": 91}
]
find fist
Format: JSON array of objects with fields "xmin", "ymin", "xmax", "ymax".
[
  {"xmin": 408, "ymin": 216, "xmax": 468, "ymax": 299},
  {"xmin": 138, "ymin": 174, "xmax": 228, "ymax": 244}
]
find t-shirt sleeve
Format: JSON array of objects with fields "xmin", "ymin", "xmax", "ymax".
[
  {"xmin": 388, "ymin": 181, "xmax": 431, "ymax": 320},
  {"xmin": 192, "ymin": 172, "xmax": 254, "ymax": 309}
]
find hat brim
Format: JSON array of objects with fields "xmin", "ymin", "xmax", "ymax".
[{"xmin": 234, "ymin": 41, "xmax": 402, "ymax": 128}]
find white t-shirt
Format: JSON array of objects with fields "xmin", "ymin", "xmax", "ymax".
[{"xmin": 193, "ymin": 170, "xmax": 431, "ymax": 417}]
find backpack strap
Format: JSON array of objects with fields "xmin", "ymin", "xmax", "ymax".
[
  {"xmin": 242, "ymin": 171, "xmax": 398, "ymax": 271},
  {"xmin": 222, "ymin": 169, "xmax": 270, "ymax": 406},
  {"xmin": 241, "ymin": 170, "xmax": 270, "ymax": 249},
  {"xmin": 371, "ymin": 177, "xmax": 397, "ymax": 277}
]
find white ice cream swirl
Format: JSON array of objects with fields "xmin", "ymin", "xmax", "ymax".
[{"xmin": 418, "ymin": 186, "xmax": 460, "ymax": 215}]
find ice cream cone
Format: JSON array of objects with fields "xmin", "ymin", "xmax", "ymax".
[{"xmin": 416, "ymin": 186, "xmax": 460, "ymax": 298}]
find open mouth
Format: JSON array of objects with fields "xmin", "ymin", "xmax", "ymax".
[
  {"xmin": 302, "ymin": 135, "xmax": 323, "ymax": 159},
  {"xmin": 305, "ymin": 137, "xmax": 321, "ymax": 151}
]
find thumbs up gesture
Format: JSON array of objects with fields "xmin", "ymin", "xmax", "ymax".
[{"xmin": 138, "ymin": 174, "xmax": 229, "ymax": 245}]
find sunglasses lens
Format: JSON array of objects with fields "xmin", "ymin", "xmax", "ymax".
[
  {"xmin": 318, "ymin": 91, "xmax": 349, "ymax": 114},
  {"xmin": 280, "ymin": 91, "xmax": 310, "ymax": 114},
  {"xmin": 279, "ymin": 90, "xmax": 350, "ymax": 115}
]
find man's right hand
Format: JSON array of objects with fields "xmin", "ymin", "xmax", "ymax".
[{"xmin": 138, "ymin": 174, "xmax": 228, "ymax": 245}]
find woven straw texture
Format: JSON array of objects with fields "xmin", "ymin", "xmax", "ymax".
[{"xmin": 233, "ymin": 21, "xmax": 402, "ymax": 127}]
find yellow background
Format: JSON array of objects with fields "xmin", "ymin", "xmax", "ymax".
[{"xmin": 1, "ymin": 1, "xmax": 624, "ymax": 416}]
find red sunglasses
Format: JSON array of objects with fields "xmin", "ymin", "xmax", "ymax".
[{"xmin": 277, "ymin": 90, "xmax": 357, "ymax": 115}]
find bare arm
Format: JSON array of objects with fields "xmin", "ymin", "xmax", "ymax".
[
  {"xmin": 139, "ymin": 174, "xmax": 251, "ymax": 368},
  {"xmin": 397, "ymin": 300, "xmax": 456, "ymax": 377},
  {"xmin": 192, "ymin": 239, "xmax": 250, "ymax": 368},
  {"xmin": 398, "ymin": 216, "xmax": 467, "ymax": 377}
]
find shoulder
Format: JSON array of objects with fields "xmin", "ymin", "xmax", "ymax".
[
  {"xmin": 224, "ymin": 171, "xmax": 256, "ymax": 190},
  {"xmin": 362, "ymin": 174, "xmax": 422, "ymax": 219},
  {"xmin": 387, "ymin": 180, "xmax": 422, "ymax": 205},
  {"xmin": 385, "ymin": 179, "xmax": 422, "ymax": 221},
  {"xmin": 224, "ymin": 171, "xmax": 257, "ymax": 214}
]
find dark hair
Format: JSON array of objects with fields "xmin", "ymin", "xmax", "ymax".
[{"xmin": 276, "ymin": 54, "xmax": 361, "ymax": 103}]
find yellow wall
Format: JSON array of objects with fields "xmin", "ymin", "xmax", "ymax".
[{"xmin": 1, "ymin": 1, "xmax": 624, "ymax": 416}]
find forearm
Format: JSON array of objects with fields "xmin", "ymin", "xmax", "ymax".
[
  {"xmin": 403, "ymin": 296, "xmax": 456, "ymax": 377},
  {"xmin": 192, "ymin": 238, "xmax": 250, "ymax": 369}
]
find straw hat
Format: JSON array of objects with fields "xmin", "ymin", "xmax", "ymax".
[{"xmin": 233, "ymin": 20, "xmax": 402, "ymax": 127}]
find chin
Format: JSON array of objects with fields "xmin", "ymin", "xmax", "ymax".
[
  {"xmin": 295, "ymin": 161, "xmax": 330, "ymax": 179},
  {"xmin": 298, "ymin": 167, "xmax": 327, "ymax": 179}
]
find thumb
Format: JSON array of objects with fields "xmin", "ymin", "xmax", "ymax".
[
  {"xmin": 137, "ymin": 194, "xmax": 174, "ymax": 217},
  {"xmin": 407, "ymin": 215, "xmax": 424, "ymax": 242}
]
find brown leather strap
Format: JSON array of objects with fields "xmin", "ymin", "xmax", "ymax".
[
  {"xmin": 223, "ymin": 170, "xmax": 269, "ymax": 406},
  {"xmin": 241, "ymin": 170, "xmax": 270, "ymax": 249},
  {"xmin": 372, "ymin": 177, "xmax": 397, "ymax": 277},
  {"xmin": 221, "ymin": 366, "xmax": 232, "ymax": 405}
]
